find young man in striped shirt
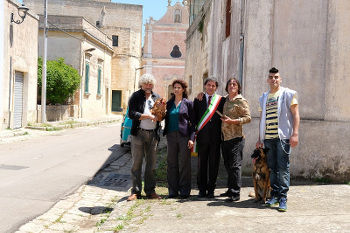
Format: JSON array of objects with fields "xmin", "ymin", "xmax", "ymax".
[{"xmin": 256, "ymin": 67, "xmax": 300, "ymax": 212}]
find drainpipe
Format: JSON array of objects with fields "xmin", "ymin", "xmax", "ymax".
[
  {"xmin": 239, "ymin": 0, "xmax": 246, "ymax": 86},
  {"xmin": 79, "ymin": 43, "xmax": 84, "ymax": 118}
]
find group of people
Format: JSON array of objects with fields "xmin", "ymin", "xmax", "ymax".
[{"xmin": 126, "ymin": 67, "xmax": 300, "ymax": 212}]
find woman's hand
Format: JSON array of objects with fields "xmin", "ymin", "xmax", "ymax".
[
  {"xmin": 187, "ymin": 140, "xmax": 194, "ymax": 149},
  {"xmin": 220, "ymin": 115, "xmax": 240, "ymax": 124}
]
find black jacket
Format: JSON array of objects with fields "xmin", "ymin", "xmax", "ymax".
[
  {"xmin": 193, "ymin": 95, "xmax": 225, "ymax": 144},
  {"xmin": 128, "ymin": 88, "xmax": 161, "ymax": 136}
]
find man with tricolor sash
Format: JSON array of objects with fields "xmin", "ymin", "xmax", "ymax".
[{"xmin": 193, "ymin": 77, "xmax": 225, "ymax": 198}]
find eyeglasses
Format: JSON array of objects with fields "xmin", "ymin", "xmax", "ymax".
[
  {"xmin": 148, "ymin": 100, "xmax": 154, "ymax": 109},
  {"xmin": 269, "ymin": 76, "xmax": 280, "ymax": 80}
]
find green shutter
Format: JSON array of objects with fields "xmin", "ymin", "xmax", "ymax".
[
  {"xmin": 85, "ymin": 63, "xmax": 90, "ymax": 93},
  {"xmin": 97, "ymin": 67, "xmax": 101, "ymax": 95}
]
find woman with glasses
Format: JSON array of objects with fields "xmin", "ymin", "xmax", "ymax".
[{"xmin": 163, "ymin": 79, "xmax": 195, "ymax": 199}]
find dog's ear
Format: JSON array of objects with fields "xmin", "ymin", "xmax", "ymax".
[{"xmin": 251, "ymin": 149, "xmax": 259, "ymax": 158}]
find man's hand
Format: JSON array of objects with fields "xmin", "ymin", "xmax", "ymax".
[
  {"xmin": 149, "ymin": 114, "xmax": 157, "ymax": 122},
  {"xmin": 197, "ymin": 92, "xmax": 205, "ymax": 101},
  {"xmin": 256, "ymin": 141, "xmax": 263, "ymax": 148},
  {"xmin": 187, "ymin": 140, "xmax": 194, "ymax": 149},
  {"xmin": 289, "ymin": 134, "xmax": 298, "ymax": 148}
]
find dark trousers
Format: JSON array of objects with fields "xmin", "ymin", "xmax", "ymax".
[
  {"xmin": 166, "ymin": 131, "xmax": 191, "ymax": 196},
  {"xmin": 130, "ymin": 130, "xmax": 158, "ymax": 195},
  {"xmin": 197, "ymin": 141, "xmax": 221, "ymax": 193},
  {"xmin": 222, "ymin": 137, "xmax": 244, "ymax": 198}
]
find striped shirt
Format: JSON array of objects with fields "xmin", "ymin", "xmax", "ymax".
[
  {"xmin": 258, "ymin": 89, "xmax": 298, "ymax": 139},
  {"xmin": 265, "ymin": 91, "xmax": 280, "ymax": 139}
]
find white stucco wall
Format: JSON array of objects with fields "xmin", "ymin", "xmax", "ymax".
[
  {"xmin": 186, "ymin": 0, "xmax": 350, "ymax": 181},
  {"xmin": 3, "ymin": 0, "xmax": 39, "ymax": 129}
]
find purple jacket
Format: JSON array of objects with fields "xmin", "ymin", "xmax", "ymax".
[{"xmin": 163, "ymin": 98, "xmax": 196, "ymax": 141}]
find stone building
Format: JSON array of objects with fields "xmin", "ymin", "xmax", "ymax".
[
  {"xmin": 142, "ymin": 0, "xmax": 189, "ymax": 99},
  {"xmin": 24, "ymin": 0, "xmax": 143, "ymax": 114},
  {"xmin": 186, "ymin": 0, "xmax": 350, "ymax": 181},
  {"xmin": 2, "ymin": 0, "xmax": 39, "ymax": 130},
  {"xmin": 36, "ymin": 15, "xmax": 113, "ymax": 120}
]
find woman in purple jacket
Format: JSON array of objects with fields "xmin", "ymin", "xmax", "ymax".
[{"xmin": 163, "ymin": 79, "xmax": 195, "ymax": 199}]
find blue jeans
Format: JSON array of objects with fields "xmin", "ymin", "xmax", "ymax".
[{"xmin": 264, "ymin": 138, "xmax": 290, "ymax": 199}]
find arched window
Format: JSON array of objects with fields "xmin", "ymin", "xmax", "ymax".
[
  {"xmin": 174, "ymin": 9, "xmax": 181, "ymax": 23},
  {"xmin": 170, "ymin": 45, "xmax": 182, "ymax": 58}
]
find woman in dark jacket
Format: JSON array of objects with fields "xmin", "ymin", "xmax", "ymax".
[{"xmin": 163, "ymin": 79, "xmax": 195, "ymax": 199}]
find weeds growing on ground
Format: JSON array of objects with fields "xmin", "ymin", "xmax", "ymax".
[
  {"xmin": 155, "ymin": 152, "xmax": 167, "ymax": 187},
  {"xmin": 96, "ymin": 218, "xmax": 107, "ymax": 227},
  {"xmin": 314, "ymin": 177, "xmax": 331, "ymax": 184},
  {"xmin": 40, "ymin": 122, "xmax": 53, "ymax": 127},
  {"xmin": 46, "ymin": 127, "xmax": 60, "ymax": 131},
  {"xmin": 112, "ymin": 224, "xmax": 124, "ymax": 231}
]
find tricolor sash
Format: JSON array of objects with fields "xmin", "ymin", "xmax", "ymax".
[{"xmin": 191, "ymin": 94, "xmax": 222, "ymax": 156}]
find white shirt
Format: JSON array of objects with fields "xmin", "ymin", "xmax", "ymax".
[{"xmin": 139, "ymin": 97, "xmax": 157, "ymax": 130}]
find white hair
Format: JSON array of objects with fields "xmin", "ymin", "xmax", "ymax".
[{"xmin": 139, "ymin": 73, "xmax": 156, "ymax": 88}]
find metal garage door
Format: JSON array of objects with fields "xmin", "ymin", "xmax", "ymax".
[{"xmin": 13, "ymin": 72, "xmax": 24, "ymax": 129}]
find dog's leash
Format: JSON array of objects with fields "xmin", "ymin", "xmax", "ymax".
[{"xmin": 280, "ymin": 139, "xmax": 292, "ymax": 155}]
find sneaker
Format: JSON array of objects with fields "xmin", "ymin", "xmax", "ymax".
[
  {"xmin": 265, "ymin": 196, "xmax": 279, "ymax": 207},
  {"xmin": 278, "ymin": 198, "xmax": 287, "ymax": 212}
]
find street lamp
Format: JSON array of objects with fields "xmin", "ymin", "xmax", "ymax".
[{"xmin": 11, "ymin": 4, "xmax": 29, "ymax": 24}]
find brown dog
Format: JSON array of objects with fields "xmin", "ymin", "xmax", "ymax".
[
  {"xmin": 251, "ymin": 148, "xmax": 271, "ymax": 203},
  {"xmin": 150, "ymin": 97, "xmax": 166, "ymax": 121}
]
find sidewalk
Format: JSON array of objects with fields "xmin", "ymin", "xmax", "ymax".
[
  {"xmin": 9, "ymin": 124, "xmax": 350, "ymax": 233},
  {"xmin": 0, "ymin": 115, "xmax": 122, "ymax": 144}
]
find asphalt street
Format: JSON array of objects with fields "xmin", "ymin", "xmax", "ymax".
[{"xmin": 0, "ymin": 122, "xmax": 124, "ymax": 233}]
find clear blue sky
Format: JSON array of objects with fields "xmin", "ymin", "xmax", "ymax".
[{"xmin": 112, "ymin": 0, "xmax": 168, "ymax": 24}]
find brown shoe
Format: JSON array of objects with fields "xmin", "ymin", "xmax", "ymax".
[
  {"xmin": 127, "ymin": 194, "xmax": 139, "ymax": 201},
  {"xmin": 146, "ymin": 192, "xmax": 161, "ymax": 200}
]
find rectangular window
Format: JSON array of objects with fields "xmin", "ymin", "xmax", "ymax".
[
  {"xmin": 225, "ymin": 0, "xmax": 231, "ymax": 38},
  {"xmin": 85, "ymin": 63, "xmax": 90, "ymax": 93},
  {"xmin": 112, "ymin": 35, "xmax": 118, "ymax": 47},
  {"xmin": 97, "ymin": 67, "xmax": 102, "ymax": 95},
  {"xmin": 112, "ymin": 90, "xmax": 122, "ymax": 112}
]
